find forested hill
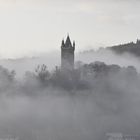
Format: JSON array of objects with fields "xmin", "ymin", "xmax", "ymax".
[{"xmin": 108, "ymin": 39, "xmax": 140, "ymax": 57}]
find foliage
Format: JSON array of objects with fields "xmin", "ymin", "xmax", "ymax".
[
  {"xmin": 108, "ymin": 40, "xmax": 140, "ymax": 56},
  {"xmin": 26, "ymin": 62, "xmax": 139, "ymax": 91},
  {"xmin": 0, "ymin": 65, "xmax": 16, "ymax": 91},
  {"xmin": 35, "ymin": 64, "xmax": 50, "ymax": 84}
]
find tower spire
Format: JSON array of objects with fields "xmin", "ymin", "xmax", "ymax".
[{"xmin": 65, "ymin": 34, "xmax": 72, "ymax": 47}]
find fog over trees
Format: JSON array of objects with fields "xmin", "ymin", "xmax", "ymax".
[
  {"xmin": 0, "ymin": 0, "xmax": 140, "ymax": 139},
  {"xmin": 108, "ymin": 39, "xmax": 140, "ymax": 57},
  {"xmin": 0, "ymin": 59, "xmax": 140, "ymax": 140}
]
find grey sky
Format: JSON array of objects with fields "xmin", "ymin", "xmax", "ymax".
[{"xmin": 0, "ymin": 0, "xmax": 140, "ymax": 58}]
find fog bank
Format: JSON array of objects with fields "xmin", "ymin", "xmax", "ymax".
[{"xmin": 0, "ymin": 61, "xmax": 140, "ymax": 140}]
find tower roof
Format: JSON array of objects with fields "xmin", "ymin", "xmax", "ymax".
[{"xmin": 65, "ymin": 35, "xmax": 72, "ymax": 47}]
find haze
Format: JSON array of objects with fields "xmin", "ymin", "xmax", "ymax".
[{"xmin": 0, "ymin": 0, "xmax": 140, "ymax": 58}]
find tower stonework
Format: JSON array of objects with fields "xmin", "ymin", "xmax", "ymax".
[{"xmin": 61, "ymin": 35, "xmax": 75, "ymax": 70}]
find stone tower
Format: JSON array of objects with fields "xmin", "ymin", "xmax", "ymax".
[{"xmin": 61, "ymin": 35, "xmax": 75, "ymax": 70}]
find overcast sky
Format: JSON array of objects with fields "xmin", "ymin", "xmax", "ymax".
[{"xmin": 0, "ymin": 0, "xmax": 140, "ymax": 58}]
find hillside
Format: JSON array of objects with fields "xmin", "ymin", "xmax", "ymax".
[{"xmin": 108, "ymin": 39, "xmax": 140, "ymax": 56}]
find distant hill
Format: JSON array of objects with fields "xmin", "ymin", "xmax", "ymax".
[{"xmin": 108, "ymin": 39, "xmax": 140, "ymax": 57}]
